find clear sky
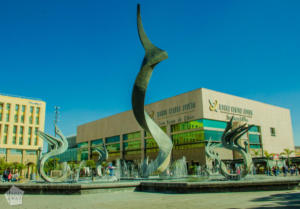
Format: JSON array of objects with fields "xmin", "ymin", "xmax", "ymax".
[{"xmin": 1, "ymin": 0, "xmax": 299, "ymax": 148}]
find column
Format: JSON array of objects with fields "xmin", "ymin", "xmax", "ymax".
[
  {"xmin": 120, "ymin": 134, "xmax": 124, "ymax": 160},
  {"xmin": 6, "ymin": 148, "xmax": 10, "ymax": 162},
  {"xmin": 88, "ymin": 141, "xmax": 91, "ymax": 160}
]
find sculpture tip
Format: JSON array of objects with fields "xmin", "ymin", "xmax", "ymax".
[{"xmin": 137, "ymin": 4, "xmax": 140, "ymax": 12}]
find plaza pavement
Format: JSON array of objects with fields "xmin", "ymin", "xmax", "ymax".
[{"xmin": 1, "ymin": 188, "xmax": 300, "ymax": 209}]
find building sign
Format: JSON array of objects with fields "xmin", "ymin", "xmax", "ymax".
[
  {"xmin": 156, "ymin": 102, "xmax": 196, "ymax": 119},
  {"xmin": 209, "ymin": 99, "xmax": 253, "ymax": 121}
]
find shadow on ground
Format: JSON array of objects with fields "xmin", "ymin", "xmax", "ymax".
[{"xmin": 247, "ymin": 191, "xmax": 300, "ymax": 209}]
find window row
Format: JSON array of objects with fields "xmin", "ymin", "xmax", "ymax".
[
  {"xmin": 0, "ymin": 125, "xmax": 39, "ymax": 145},
  {"xmin": 0, "ymin": 103, "xmax": 41, "ymax": 125}
]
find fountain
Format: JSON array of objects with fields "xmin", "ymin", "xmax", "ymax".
[{"xmin": 170, "ymin": 157, "xmax": 188, "ymax": 178}]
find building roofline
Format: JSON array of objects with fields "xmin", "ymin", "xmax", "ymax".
[
  {"xmin": 0, "ymin": 92, "xmax": 45, "ymax": 102},
  {"xmin": 201, "ymin": 88, "xmax": 290, "ymax": 111},
  {"xmin": 77, "ymin": 87, "xmax": 290, "ymax": 127}
]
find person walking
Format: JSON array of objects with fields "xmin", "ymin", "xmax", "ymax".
[
  {"xmin": 7, "ymin": 170, "xmax": 12, "ymax": 182},
  {"xmin": 283, "ymin": 165, "xmax": 287, "ymax": 177}
]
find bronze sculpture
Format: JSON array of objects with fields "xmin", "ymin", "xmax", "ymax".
[{"xmin": 132, "ymin": 4, "xmax": 173, "ymax": 177}]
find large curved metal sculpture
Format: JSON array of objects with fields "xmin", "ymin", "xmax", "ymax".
[
  {"xmin": 37, "ymin": 125, "xmax": 70, "ymax": 182},
  {"xmin": 205, "ymin": 117, "xmax": 254, "ymax": 180},
  {"xmin": 92, "ymin": 144, "xmax": 108, "ymax": 176},
  {"xmin": 132, "ymin": 4, "xmax": 173, "ymax": 177}
]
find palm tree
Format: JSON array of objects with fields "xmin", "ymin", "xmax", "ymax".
[
  {"xmin": 280, "ymin": 148, "xmax": 294, "ymax": 167},
  {"xmin": 252, "ymin": 150, "xmax": 261, "ymax": 158},
  {"xmin": 264, "ymin": 151, "xmax": 274, "ymax": 160}
]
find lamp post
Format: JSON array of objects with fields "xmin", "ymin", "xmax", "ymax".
[{"xmin": 54, "ymin": 106, "xmax": 60, "ymax": 137}]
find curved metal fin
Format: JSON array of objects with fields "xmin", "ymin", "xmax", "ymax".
[{"xmin": 137, "ymin": 4, "xmax": 155, "ymax": 51}]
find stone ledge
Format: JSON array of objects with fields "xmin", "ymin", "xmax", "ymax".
[
  {"xmin": 136, "ymin": 179, "xmax": 300, "ymax": 193},
  {"xmin": 0, "ymin": 182, "xmax": 140, "ymax": 194}
]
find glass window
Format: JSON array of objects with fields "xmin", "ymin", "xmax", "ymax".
[
  {"xmin": 250, "ymin": 144, "xmax": 261, "ymax": 149},
  {"xmin": 249, "ymin": 134, "xmax": 260, "ymax": 144},
  {"xmin": 14, "ymin": 105, "xmax": 20, "ymax": 123},
  {"xmin": 34, "ymin": 128, "xmax": 39, "ymax": 145},
  {"xmin": 21, "ymin": 115, "xmax": 24, "ymax": 123},
  {"xmin": 28, "ymin": 136, "xmax": 31, "ymax": 145},
  {"xmin": 204, "ymin": 130, "xmax": 223, "ymax": 142},
  {"xmin": 270, "ymin": 127, "xmax": 276, "ymax": 136},
  {"xmin": 21, "ymin": 105, "xmax": 25, "ymax": 123},
  {"xmin": 12, "ymin": 136, "xmax": 17, "ymax": 144},
  {"xmin": 10, "ymin": 149, "xmax": 22, "ymax": 155},
  {"xmin": 35, "ymin": 116, "xmax": 39, "ymax": 125},
  {"xmin": 249, "ymin": 126, "xmax": 260, "ymax": 132},
  {"xmin": 202, "ymin": 119, "xmax": 227, "ymax": 129},
  {"xmin": 106, "ymin": 143, "xmax": 120, "ymax": 152},
  {"xmin": 14, "ymin": 114, "xmax": 18, "ymax": 122},
  {"xmin": 106, "ymin": 135, "xmax": 120, "ymax": 143},
  {"xmin": 35, "ymin": 107, "xmax": 40, "ymax": 125},
  {"xmin": 19, "ymin": 126, "xmax": 24, "ymax": 145},
  {"xmin": 30, "ymin": 106, "xmax": 34, "ymax": 113},
  {"xmin": 3, "ymin": 125, "xmax": 8, "ymax": 144},
  {"xmin": 0, "ymin": 103, "xmax": 3, "ymax": 121},
  {"xmin": 0, "ymin": 148, "xmax": 6, "ymax": 154},
  {"xmin": 123, "ymin": 131, "xmax": 141, "ymax": 141},
  {"xmin": 77, "ymin": 142, "xmax": 88, "ymax": 148},
  {"xmin": 57, "ymin": 148, "xmax": 77, "ymax": 162},
  {"xmin": 81, "ymin": 151, "xmax": 89, "ymax": 161},
  {"xmin": 145, "ymin": 138, "xmax": 158, "ymax": 149},
  {"xmin": 28, "ymin": 127, "xmax": 32, "ymax": 145},
  {"xmin": 123, "ymin": 140, "xmax": 141, "ymax": 151},
  {"xmin": 171, "ymin": 120, "xmax": 203, "ymax": 132},
  {"xmin": 29, "ymin": 116, "xmax": 33, "ymax": 124},
  {"xmin": 173, "ymin": 143, "xmax": 205, "ymax": 150},
  {"xmin": 6, "ymin": 104, "xmax": 11, "ymax": 122},
  {"xmin": 13, "ymin": 126, "xmax": 17, "ymax": 133},
  {"xmin": 91, "ymin": 138, "xmax": 103, "ymax": 146},
  {"xmin": 172, "ymin": 130, "xmax": 204, "ymax": 145}
]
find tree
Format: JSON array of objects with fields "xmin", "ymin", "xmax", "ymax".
[
  {"xmin": 44, "ymin": 157, "xmax": 59, "ymax": 174},
  {"xmin": 252, "ymin": 149, "xmax": 261, "ymax": 158},
  {"xmin": 85, "ymin": 160, "xmax": 96, "ymax": 169},
  {"xmin": 16, "ymin": 163, "xmax": 26, "ymax": 175},
  {"xmin": 264, "ymin": 151, "xmax": 274, "ymax": 160},
  {"xmin": 280, "ymin": 148, "xmax": 294, "ymax": 167}
]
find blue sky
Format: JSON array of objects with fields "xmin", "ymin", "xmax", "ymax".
[{"xmin": 0, "ymin": 0, "xmax": 299, "ymax": 147}]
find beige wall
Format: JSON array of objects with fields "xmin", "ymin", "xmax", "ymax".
[{"xmin": 201, "ymin": 88, "xmax": 295, "ymax": 155}]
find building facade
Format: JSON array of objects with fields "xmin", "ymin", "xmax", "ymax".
[
  {"xmin": 0, "ymin": 94, "xmax": 46, "ymax": 167},
  {"xmin": 76, "ymin": 88, "xmax": 294, "ymax": 167}
]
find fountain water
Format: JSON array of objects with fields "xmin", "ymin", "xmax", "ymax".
[{"xmin": 170, "ymin": 157, "xmax": 188, "ymax": 178}]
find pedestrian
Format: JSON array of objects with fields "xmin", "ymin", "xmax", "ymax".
[
  {"xmin": 283, "ymin": 165, "xmax": 287, "ymax": 176},
  {"xmin": 7, "ymin": 171, "xmax": 12, "ymax": 182},
  {"xmin": 3, "ymin": 169, "xmax": 8, "ymax": 182}
]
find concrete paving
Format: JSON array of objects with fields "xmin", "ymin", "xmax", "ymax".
[{"xmin": 1, "ymin": 189, "xmax": 300, "ymax": 209}]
